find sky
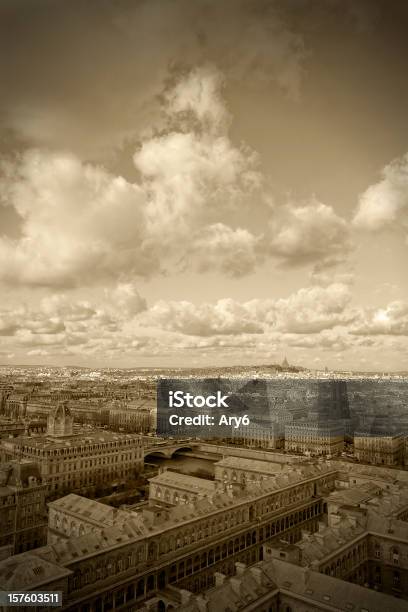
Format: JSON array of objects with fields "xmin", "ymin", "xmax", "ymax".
[{"xmin": 0, "ymin": 0, "xmax": 407, "ymax": 371}]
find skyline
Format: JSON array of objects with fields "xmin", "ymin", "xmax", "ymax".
[{"xmin": 0, "ymin": 0, "xmax": 407, "ymax": 371}]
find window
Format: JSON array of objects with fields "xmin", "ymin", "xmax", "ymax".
[{"xmin": 393, "ymin": 571, "xmax": 400, "ymax": 588}]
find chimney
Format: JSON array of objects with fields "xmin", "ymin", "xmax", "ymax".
[
  {"xmin": 235, "ymin": 562, "xmax": 246, "ymax": 575},
  {"xmin": 214, "ymin": 572, "xmax": 226, "ymax": 587},
  {"xmin": 230, "ymin": 577, "xmax": 242, "ymax": 593},
  {"xmin": 195, "ymin": 595, "xmax": 209, "ymax": 612},
  {"xmin": 180, "ymin": 590, "xmax": 193, "ymax": 604},
  {"xmin": 249, "ymin": 567, "xmax": 264, "ymax": 585}
]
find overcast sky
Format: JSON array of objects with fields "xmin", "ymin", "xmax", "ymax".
[{"xmin": 0, "ymin": 0, "xmax": 407, "ymax": 371}]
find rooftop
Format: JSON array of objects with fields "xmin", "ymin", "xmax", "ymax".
[
  {"xmin": 215, "ymin": 456, "xmax": 282, "ymax": 475},
  {"xmin": 149, "ymin": 471, "xmax": 216, "ymax": 493},
  {"xmin": 49, "ymin": 493, "xmax": 133, "ymax": 527},
  {"xmin": 1, "ymin": 430, "xmax": 142, "ymax": 451},
  {"xmin": 0, "ymin": 553, "xmax": 71, "ymax": 590},
  {"xmin": 325, "ymin": 482, "xmax": 383, "ymax": 507},
  {"xmin": 177, "ymin": 558, "xmax": 408, "ymax": 612}
]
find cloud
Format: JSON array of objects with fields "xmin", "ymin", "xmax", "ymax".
[
  {"xmin": 266, "ymin": 199, "xmax": 351, "ymax": 267},
  {"xmin": 272, "ymin": 283, "xmax": 354, "ymax": 334},
  {"xmin": 0, "ymin": 67, "xmax": 264, "ymax": 286},
  {"xmin": 140, "ymin": 299, "xmax": 264, "ymax": 336},
  {"xmin": 0, "ymin": 281, "xmax": 403, "ymax": 366},
  {"xmin": 139, "ymin": 283, "xmax": 353, "ymax": 336},
  {"xmin": 351, "ymin": 301, "xmax": 408, "ymax": 336},
  {"xmin": 26, "ymin": 349, "xmax": 49, "ymax": 357},
  {"xmin": 135, "ymin": 130, "xmax": 260, "ymax": 233},
  {"xmin": 106, "ymin": 282, "xmax": 147, "ymax": 317},
  {"xmin": 0, "ymin": 66, "xmax": 350, "ymax": 288},
  {"xmin": 285, "ymin": 330, "xmax": 349, "ymax": 352},
  {"xmin": 0, "ymin": 150, "xmax": 155, "ymax": 286},
  {"xmin": 353, "ymin": 153, "xmax": 408, "ymax": 238},
  {"xmin": 0, "ymin": 0, "xmax": 306, "ymax": 155},
  {"xmin": 165, "ymin": 65, "xmax": 229, "ymax": 134},
  {"xmin": 184, "ymin": 223, "xmax": 261, "ymax": 277},
  {"xmin": 40, "ymin": 294, "xmax": 97, "ymax": 322}
]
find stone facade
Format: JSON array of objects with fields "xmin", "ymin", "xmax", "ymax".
[
  {"xmin": 285, "ymin": 421, "xmax": 344, "ymax": 456},
  {"xmin": 214, "ymin": 456, "xmax": 282, "ymax": 489},
  {"xmin": 1, "ymin": 422, "xmax": 144, "ymax": 497},
  {"xmin": 149, "ymin": 471, "xmax": 217, "ymax": 506},
  {"xmin": 0, "ymin": 461, "xmax": 47, "ymax": 555},
  {"xmin": 228, "ymin": 421, "xmax": 285, "ymax": 449},
  {"xmin": 354, "ymin": 431, "xmax": 405, "ymax": 466}
]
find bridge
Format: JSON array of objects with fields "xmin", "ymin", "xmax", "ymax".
[{"xmin": 144, "ymin": 442, "xmax": 198, "ymax": 459}]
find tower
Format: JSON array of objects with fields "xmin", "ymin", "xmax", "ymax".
[
  {"xmin": 282, "ymin": 356, "xmax": 289, "ymax": 369},
  {"xmin": 47, "ymin": 402, "xmax": 74, "ymax": 437}
]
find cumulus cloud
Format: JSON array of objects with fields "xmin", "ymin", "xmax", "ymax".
[
  {"xmin": 285, "ymin": 330, "xmax": 349, "ymax": 352},
  {"xmin": 266, "ymin": 199, "xmax": 351, "ymax": 267},
  {"xmin": 0, "ymin": 1, "xmax": 306, "ymax": 154},
  {"xmin": 0, "ymin": 150, "xmax": 155, "ymax": 286},
  {"xmin": 106, "ymin": 282, "xmax": 147, "ymax": 317},
  {"xmin": 351, "ymin": 301, "xmax": 408, "ymax": 336},
  {"xmin": 40, "ymin": 294, "xmax": 97, "ymax": 322},
  {"xmin": 165, "ymin": 65, "xmax": 229, "ymax": 134},
  {"xmin": 272, "ymin": 283, "xmax": 354, "ymax": 333},
  {"xmin": 135, "ymin": 129, "xmax": 260, "ymax": 234},
  {"xmin": 0, "ymin": 66, "xmax": 265, "ymax": 286},
  {"xmin": 353, "ymin": 153, "xmax": 408, "ymax": 239},
  {"xmin": 139, "ymin": 283, "xmax": 353, "ymax": 336},
  {"xmin": 0, "ymin": 66, "xmax": 350, "ymax": 289},
  {"xmin": 185, "ymin": 224, "xmax": 261, "ymax": 277},
  {"xmin": 26, "ymin": 349, "xmax": 49, "ymax": 357},
  {"xmin": 0, "ymin": 281, "xmax": 403, "ymax": 366},
  {"xmin": 2, "ymin": 282, "xmax": 355, "ymax": 354},
  {"xmin": 140, "ymin": 299, "xmax": 264, "ymax": 336}
]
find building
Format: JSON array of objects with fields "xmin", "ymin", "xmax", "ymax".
[
  {"xmin": 258, "ymin": 459, "xmax": 408, "ymax": 603},
  {"xmin": 264, "ymin": 496, "xmax": 408, "ymax": 600},
  {"xmin": 0, "ymin": 460, "xmax": 47, "ymax": 555},
  {"xmin": 228, "ymin": 421, "xmax": 285, "ymax": 449},
  {"xmin": 47, "ymin": 493, "xmax": 143, "ymax": 545},
  {"xmin": 285, "ymin": 420, "xmax": 344, "ymax": 456},
  {"xmin": 354, "ymin": 430, "xmax": 405, "ymax": 466},
  {"xmin": 148, "ymin": 471, "xmax": 217, "ymax": 506},
  {"xmin": 108, "ymin": 406, "xmax": 152, "ymax": 433},
  {"xmin": 0, "ymin": 417, "xmax": 26, "ymax": 439},
  {"xmin": 173, "ymin": 557, "xmax": 408, "ymax": 612},
  {"xmin": 1, "ymin": 458, "xmax": 407, "ymax": 611},
  {"xmin": 214, "ymin": 456, "xmax": 283, "ymax": 489},
  {"xmin": 1, "ymin": 393, "xmax": 28, "ymax": 419},
  {"xmin": 0, "ymin": 403, "xmax": 144, "ymax": 497},
  {"xmin": 0, "ymin": 460, "xmax": 335, "ymax": 611}
]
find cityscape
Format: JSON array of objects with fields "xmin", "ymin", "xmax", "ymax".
[{"xmin": 0, "ymin": 363, "xmax": 407, "ymax": 610}]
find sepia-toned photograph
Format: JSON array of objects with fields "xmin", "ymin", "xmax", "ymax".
[{"xmin": 0, "ymin": 1, "xmax": 407, "ymax": 610}]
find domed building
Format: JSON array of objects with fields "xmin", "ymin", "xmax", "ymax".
[
  {"xmin": 2, "ymin": 401, "xmax": 144, "ymax": 497},
  {"xmin": 47, "ymin": 402, "xmax": 74, "ymax": 438}
]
